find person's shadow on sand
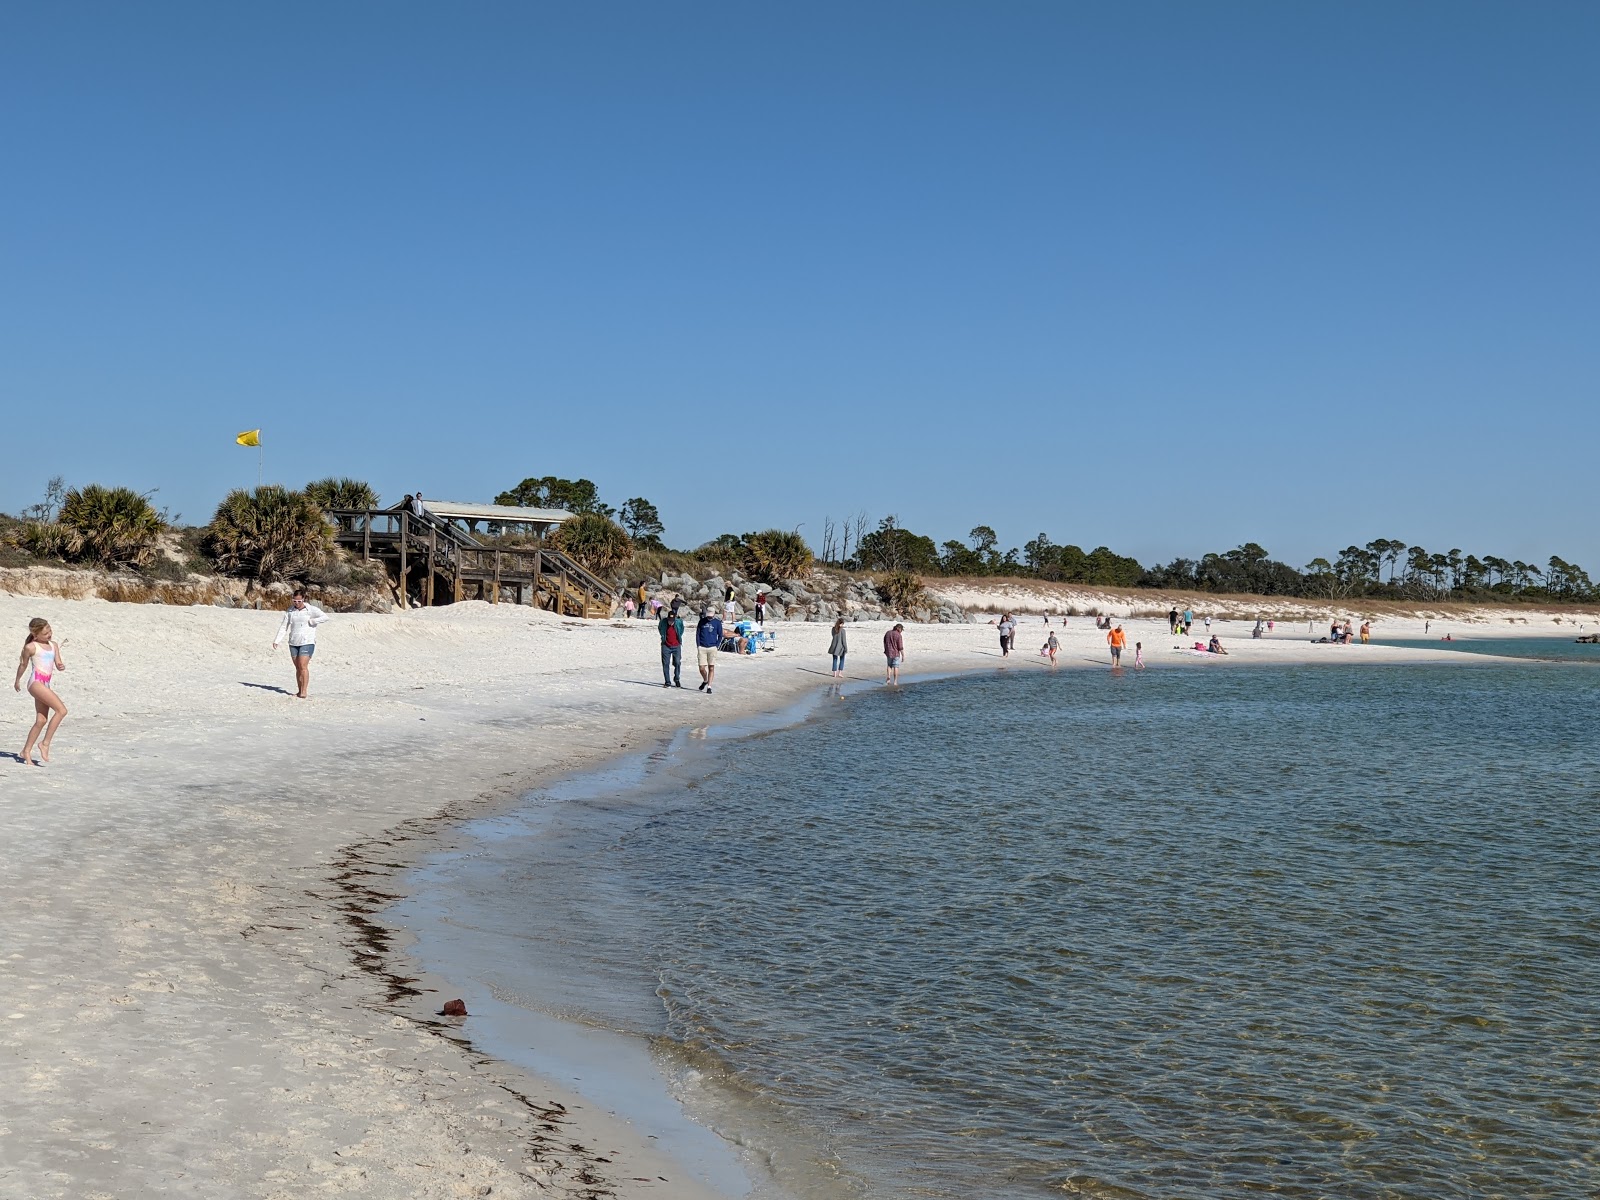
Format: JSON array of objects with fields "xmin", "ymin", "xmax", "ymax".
[{"xmin": 239, "ymin": 681, "xmax": 293, "ymax": 696}]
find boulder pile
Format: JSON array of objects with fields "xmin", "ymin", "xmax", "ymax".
[{"xmin": 641, "ymin": 568, "xmax": 971, "ymax": 625}]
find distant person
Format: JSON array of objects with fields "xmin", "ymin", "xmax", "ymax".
[
  {"xmin": 883, "ymin": 623, "xmax": 905, "ymax": 685},
  {"xmin": 1107, "ymin": 623, "xmax": 1126, "ymax": 666},
  {"xmin": 1360, "ymin": 621, "xmax": 1371, "ymax": 644},
  {"xmin": 1168, "ymin": 607, "xmax": 1179, "ymax": 634},
  {"xmin": 1208, "ymin": 635, "xmax": 1228, "ymax": 655},
  {"xmin": 658, "ymin": 606, "xmax": 684, "ymax": 688},
  {"xmin": 829, "ymin": 618, "xmax": 848, "ymax": 678},
  {"xmin": 410, "ymin": 492, "xmax": 425, "ymax": 519},
  {"xmin": 1182, "ymin": 608, "xmax": 1193, "ymax": 635},
  {"xmin": 1044, "ymin": 631, "xmax": 1059, "ymax": 665},
  {"xmin": 1204, "ymin": 615, "xmax": 1212, "ymax": 634},
  {"xmin": 637, "ymin": 582, "xmax": 650, "ymax": 619},
  {"xmin": 1252, "ymin": 620, "xmax": 1264, "ymax": 639},
  {"xmin": 15, "ymin": 617, "xmax": 68, "ymax": 765},
  {"xmin": 998, "ymin": 613, "xmax": 1016, "ymax": 657},
  {"xmin": 755, "ymin": 589, "xmax": 767, "ymax": 625},
  {"xmin": 723, "ymin": 586, "xmax": 737, "ymax": 624},
  {"xmin": 623, "ymin": 595, "xmax": 635, "ymax": 620},
  {"xmin": 695, "ymin": 606, "xmax": 723, "ymax": 693},
  {"xmin": 271, "ymin": 590, "xmax": 329, "ymax": 699},
  {"xmin": 1425, "ymin": 620, "xmax": 1431, "ymax": 635},
  {"xmin": 1267, "ymin": 619, "xmax": 1274, "ymax": 631},
  {"xmin": 669, "ymin": 595, "xmax": 683, "ymax": 617},
  {"xmin": 1134, "ymin": 640, "xmax": 1145, "ymax": 669}
]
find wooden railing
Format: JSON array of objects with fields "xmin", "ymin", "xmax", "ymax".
[{"xmin": 326, "ymin": 509, "xmax": 615, "ymax": 614}]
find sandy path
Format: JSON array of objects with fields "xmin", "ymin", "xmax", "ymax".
[{"xmin": 0, "ymin": 595, "xmax": 1515, "ymax": 1198}]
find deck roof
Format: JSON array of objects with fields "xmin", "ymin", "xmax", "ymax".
[{"xmin": 422, "ymin": 500, "xmax": 575, "ymax": 524}]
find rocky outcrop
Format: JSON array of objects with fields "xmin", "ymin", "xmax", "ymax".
[
  {"xmin": 640, "ymin": 568, "xmax": 972, "ymax": 624},
  {"xmin": 0, "ymin": 565, "xmax": 393, "ymax": 613}
]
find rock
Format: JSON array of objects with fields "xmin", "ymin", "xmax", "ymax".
[{"xmin": 438, "ymin": 999, "xmax": 469, "ymax": 1017}]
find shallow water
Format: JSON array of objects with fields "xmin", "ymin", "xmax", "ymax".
[
  {"xmin": 400, "ymin": 663, "xmax": 1600, "ymax": 1199},
  {"xmin": 1380, "ymin": 635, "xmax": 1600, "ymax": 662}
]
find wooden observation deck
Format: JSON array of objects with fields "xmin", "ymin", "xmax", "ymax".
[{"xmin": 329, "ymin": 506, "xmax": 616, "ymax": 619}]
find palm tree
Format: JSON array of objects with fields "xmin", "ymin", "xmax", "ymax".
[{"xmin": 204, "ymin": 486, "xmax": 334, "ymax": 583}]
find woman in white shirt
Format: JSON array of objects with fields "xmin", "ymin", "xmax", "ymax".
[{"xmin": 271, "ymin": 591, "xmax": 329, "ymax": 699}]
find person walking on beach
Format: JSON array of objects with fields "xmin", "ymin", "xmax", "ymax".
[
  {"xmin": 637, "ymin": 582, "xmax": 650, "ymax": 619},
  {"xmin": 883, "ymin": 623, "xmax": 905, "ymax": 685},
  {"xmin": 15, "ymin": 617, "xmax": 67, "ymax": 765},
  {"xmin": 828, "ymin": 618, "xmax": 848, "ymax": 678},
  {"xmin": 271, "ymin": 590, "xmax": 329, "ymax": 699},
  {"xmin": 658, "ymin": 606, "xmax": 684, "ymax": 688},
  {"xmin": 1182, "ymin": 608, "xmax": 1193, "ymax": 635},
  {"xmin": 1134, "ymin": 641, "xmax": 1145, "ymax": 669},
  {"xmin": 998, "ymin": 613, "xmax": 1016, "ymax": 657},
  {"xmin": 1168, "ymin": 607, "xmax": 1179, "ymax": 635},
  {"xmin": 623, "ymin": 595, "xmax": 635, "ymax": 620},
  {"xmin": 695, "ymin": 606, "xmax": 723, "ymax": 693},
  {"xmin": 1107, "ymin": 623, "xmax": 1126, "ymax": 667},
  {"xmin": 1204, "ymin": 615, "xmax": 1212, "ymax": 635},
  {"xmin": 1044, "ymin": 631, "xmax": 1059, "ymax": 666}
]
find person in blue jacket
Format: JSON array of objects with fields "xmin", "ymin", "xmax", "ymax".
[{"xmin": 695, "ymin": 606, "xmax": 724, "ymax": 693}]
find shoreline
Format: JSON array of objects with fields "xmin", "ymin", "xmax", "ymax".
[{"xmin": 0, "ymin": 591, "xmax": 1583, "ymax": 1198}]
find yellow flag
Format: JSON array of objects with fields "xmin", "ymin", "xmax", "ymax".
[{"xmin": 235, "ymin": 429, "xmax": 261, "ymax": 447}]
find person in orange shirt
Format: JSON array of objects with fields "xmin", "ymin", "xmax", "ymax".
[{"xmin": 1107, "ymin": 623, "xmax": 1126, "ymax": 666}]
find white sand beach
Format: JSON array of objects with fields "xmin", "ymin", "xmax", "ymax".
[{"xmin": 0, "ymin": 591, "xmax": 1588, "ymax": 1199}]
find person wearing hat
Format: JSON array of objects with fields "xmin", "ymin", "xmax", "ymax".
[
  {"xmin": 695, "ymin": 605, "xmax": 724, "ymax": 693},
  {"xmin": 658, "ymin": 604, "xmax": 685, "ymax": 688}
]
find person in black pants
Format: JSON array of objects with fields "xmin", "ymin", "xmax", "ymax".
[{"xmin": 658, "ymin": 609, "xmax": 684, "ymax": 688}]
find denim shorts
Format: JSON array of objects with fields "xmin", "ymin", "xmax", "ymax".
[{"xmin": 289, "ymin": 643, "xmax": 316, "ymax": 659}]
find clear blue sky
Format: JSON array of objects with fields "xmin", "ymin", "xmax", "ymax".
[{"xmin": 4, "ymin": 2, "xmax": 1596, "ymax": 570}]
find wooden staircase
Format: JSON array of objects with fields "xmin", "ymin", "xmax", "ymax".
[{"xmin": 329, "ymin": 509, "xmax": 616, "ymax": 618}]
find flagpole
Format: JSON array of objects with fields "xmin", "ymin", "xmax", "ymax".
[{"xmin": 258, "ymin": 444, "xmax": 262, "ymax": 490}]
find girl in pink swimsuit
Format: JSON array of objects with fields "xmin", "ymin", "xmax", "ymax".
[{"xmin": 15, "ymin": 617, "xmax": 68, "ymax": 765}]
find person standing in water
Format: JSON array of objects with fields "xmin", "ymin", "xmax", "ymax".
[
  {"xmin": 828, "ymin": 618, "xmax": 848, "ymax": 678},
  {"xmin": 271, "ymin": 590, "xmax": 330, "ymax": 699},
  {"xmin": 15, "ymin": 617, "xmax": 67, "ymax": 765},
  {"xmin": 883, "ymin": 623, "xmax": 905, "ymax": 685},
  {"xmin": 1107, "ymin": 623, "xmax": 1126, "ymax": 667}
]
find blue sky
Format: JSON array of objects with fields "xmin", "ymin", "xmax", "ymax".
[{"xmin": 3, "ymin": 2, "xmax": 1596, "ymax": 570}]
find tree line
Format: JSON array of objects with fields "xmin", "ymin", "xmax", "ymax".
[{"xmin": 816, "ymin": 517, "xmax": 1598, "ymax": 602}]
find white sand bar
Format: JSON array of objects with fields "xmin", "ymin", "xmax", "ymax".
[{"xmin": 0, "ymin": 593, "xmax": 1561, "ymax": 1198}]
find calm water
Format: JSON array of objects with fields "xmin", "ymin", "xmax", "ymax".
[
  {"xmin": 403, "ymin": 663, "xmax": 1600, "ymax": 1199},
  {"xmin": 1381, "ymin": 635, "xmax": 1600, "ymax": 662}
]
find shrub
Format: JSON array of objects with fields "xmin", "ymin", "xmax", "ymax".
[
  {"xmin": 203, "ymin": 486, "xmax": 333, "ymax": 583},
  {"xmin": 548, "ymin": 512, "xmax": 633, "ymax": 574},
  {"xmin": 743, "ymin": 529, "xmax": 812, "ymax": 582},
  {"xmin": 20, "ymin": 522, "xmax": 70, "ymax": 560},
  {"xmin": 58, "ymin": 485, "xmax": 164, "ymax": 568},
  {"xmin": 878, "ymin": 569, "xmax": 928, "ymax": 611},
  {"xmin": 305, "ymin": 477, "xmax": 379, "ymax": 512}
]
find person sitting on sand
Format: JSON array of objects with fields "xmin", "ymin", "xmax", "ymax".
[
  {"xmin": 15, "ymin": 617, "xmax": 67, "ymax": 765},
  {"xmin": 1208, "ymin": 634, "xmax": 1228, "ymax": 655},
  {"xmin": 271, "ymin": 590, "xmax": 329, "ymax": 699}
]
